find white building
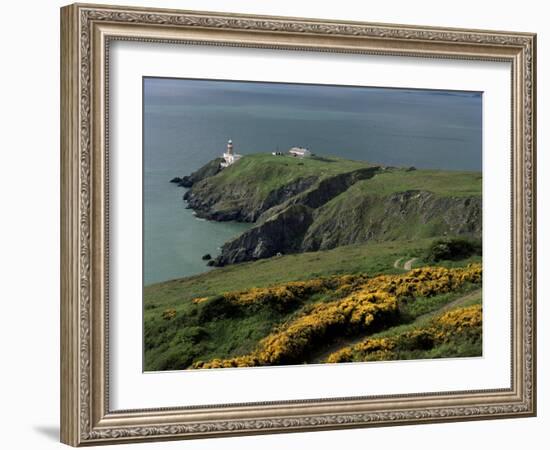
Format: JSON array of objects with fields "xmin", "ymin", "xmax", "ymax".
[
  {"xmin": 221, "ymin": 139, "xmax": 242, "ymax": 168},
  {"xmin": 288, "ymin": 146, "xmax": 311, "ymax": 158}
]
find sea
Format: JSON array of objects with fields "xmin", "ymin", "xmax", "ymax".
[{"xmin": 143, "ymin": 78, "xmax": 482, "ymax": 285}]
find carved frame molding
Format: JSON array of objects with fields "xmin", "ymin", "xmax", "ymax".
[{"xmin": 61, "ymin": 3, "xmax": 536, "ymax": 446}]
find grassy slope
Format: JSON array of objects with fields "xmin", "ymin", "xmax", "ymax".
[
  {"xmin": 351, "ymin": 168, "xmax": 482, "ymax": 198},
  {"xmin": 196, "ymin": 154, "xmax": 480, "ymax": 212},
  {"xmin": 211, "ymin": 154, "xmax": 480, "ymax": 198},
  {"xmin": 144, "ymin": 238, "xmax": 481, "ymax": 370},
  {"xmin": 186, "ymin": 153, "xmax": 378, "ymax": 220},
  {"xmin": 374, "ymin": 288, "xmax": 482, "ymax": 339},
  {"xmin": 344, "ymin": 291, "xmax": 484, "ymax": 362},
  {"xmin": 194, "ymin": 153, "xmax": 371, "ymax": 216},
  {"xmin": 308, "ymin": 168, "xmax": 482, "ymax": 242},
  {"xmin": 146, "ymin": 165, "xmax": 481, "ymax": 310},
  {"xmin": 144, "ymin": 157, "xmax": 482, "ymax": 370},
  {"xmin": 144, "ymin": 237, "xmax": 478, "ymax": 309},
  {"xmin": 208, "ymin": 153, "xmax": 375, "ymax": 196}
]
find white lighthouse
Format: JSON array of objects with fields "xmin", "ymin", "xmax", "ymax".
[{"xmin": 221, "ymin": 139, "xmax": 242, "ymax": 168}]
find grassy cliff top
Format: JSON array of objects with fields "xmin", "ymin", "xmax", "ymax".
[
  {"xmin": 202, "ymin": 153, "xmax": 480, "ymax": 198},
  {"xmin": 207, "ymin": 153, "xmax": 376, "ymax": 194}
]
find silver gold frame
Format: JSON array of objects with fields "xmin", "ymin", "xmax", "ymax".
[{"xmin": 60, "ymin": 3, "xmax": 537, "ymax": 446}]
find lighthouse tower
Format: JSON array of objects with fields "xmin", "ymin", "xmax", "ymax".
[{"xmin": 221, "ymin": 139, "xmax": 242, "ymax": 168}]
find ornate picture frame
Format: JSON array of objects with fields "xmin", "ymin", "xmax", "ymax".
[{"xmin": 60, "ymin": 3, "xmax": 536, "ymax": 446}]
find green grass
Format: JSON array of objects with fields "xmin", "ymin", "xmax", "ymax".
[
  {"xmin": 144, "ymin": 238, "xmax": 425, "ymax": 370},
  {"xmin": 399, "ymin": 284, "xmax": 481, "ymax": 320},
  {"xmin": 201, "ymin": 154, "xmax": 480, "ymax": 207},
  {"xmin": 144, "ymin": 238, "xmax": 434, "ymax": 310},
  {"xmin": 213, "ymin": 153, "xmax": 375, "ymax": 196},
  {"xmin": 411, "ymin": 255, "xmax": 481, "ymax": 270},
  {"xmin": 314, "ymin": 169, "xmax": 482, "ymax": 235},
  {"xmin": 372, "ymin": 288, "xmax": 483, "ymax": 339},
  {"xmin": 144, "ymin": 154, "xmax": 482, "ymax": 370},
  {"xmin": 306, "ymin": 169, "xmax": 481, "ymax": 244},
  {"xmin": 352, "ymin": 168, "xmax": 482, "ymax": 198},
  {"xmin": 144, "ymin": 237, "xmax": 481, "ymax": 371},
  {"xmin": 329, "ymin": 293, "xmax": 483, "ymax": 363}
]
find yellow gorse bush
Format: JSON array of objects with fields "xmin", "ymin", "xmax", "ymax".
[
  {"xmin": 432, "ymin": 304, "xmax": 483, "ymax": 340},
  {"xmin": 326, "ymin": 304, "xmax": 482, "ymax": 363},
  {"xmin": 220, "ymin": 275, "xmax": 367, "ymax": 308},
  {"xmin": 193, "ymin": 291, "xmax": 397, "ymax": 369},
  {"xmin": 255, "ymin": 291, "xmax": 397, "ymax": 365},
  {"xmin": 162, "ymin": 308, "xmax": 177, "ymax": 320},
  {"xmin": 345, "ymin": 264, "xmax": 482, "ymax": 299},
  {"xmin": 214, "ymin": 264, "xmax": 481, "ymax": 309},
  {"xmin": 326, "ymin": 337, "xmax": 396, "ymax": 363},
  {"xmin": 191, "ymin": 264, "xmax": 481, "ymax": 369}
]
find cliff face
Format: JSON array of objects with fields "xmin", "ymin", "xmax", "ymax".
[
  {"xmin": 214, "ymin": 204, "xmax": 314, "ymax": 265},
  {"xmin": 301, "ymin": 190, "xmax": 482, "ymax": 252},
  {"xmin": 184, "ymin": 175, "xmax": 318, "ymax": 222},
  {"xmin": 175, "ymin": 155, "xmax": 482, "ymax": 266},
  {"xmin": 175, "ymin": 158, "xmax": 223, "ymax": 188}
]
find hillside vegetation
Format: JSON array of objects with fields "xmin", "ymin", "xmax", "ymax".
[
  {"xmin": 180, "ymin": 154, "xmax": 481, "ymax": 265},
  {"xmin": 326, "ymin": 302, "xmax": 482, "ymax": 363},
  {"xmin": 144, "ymin": 238, "xmax": 482, "ymax": 371},
  {"xmin": 145, "ymin": 154, "xmax": 484, "ymax": 372}
]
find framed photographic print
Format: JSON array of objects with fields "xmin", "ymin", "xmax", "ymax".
[{"xmin": 60, "ymin": 3, "xmax": 537, "ymax": 446}]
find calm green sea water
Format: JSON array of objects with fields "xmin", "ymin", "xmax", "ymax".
[{"xmin": 143, "ymin": 78, "xmax": 482, "ymax": 285}]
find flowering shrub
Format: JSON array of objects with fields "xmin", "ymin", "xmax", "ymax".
[
  {"xmin": 431, "ymin": 304, "xmax": 483, "ymax": 343},
  {"xmin": 220, "ymin": 275, "xmax": 366, "ymax": 311},
  {"xmin": 162, "ymin": 308, "xmax": 177, "ymax": 320},
  {"xmin": 216, "ymin": 264, "xmax": 481, "ymax": 309},
  {"xmin": 255, "ymin": 291, "xmax": 397, "ymax": 365},
  {"xmin": 326, "ymin": 338, "xmax": 395, "ymax": 363},
  {"xmin": 191, "ymin": 264, "xmax": 482, "ymax": 369},
  {"xmin": 349, "ymin": 264, "xmax": 482, "ymax": 299},
  {"xmin": 193, "ymin": 291, "xmax": 397, "ymax": 369},
  {"xmin": 326, "ymin": 304, "xmax": 482, "ymax": 363}
]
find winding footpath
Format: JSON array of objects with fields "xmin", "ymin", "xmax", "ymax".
[{"xmin": 393, "ymin": 257, "xmax": 419, "ymax": 270}]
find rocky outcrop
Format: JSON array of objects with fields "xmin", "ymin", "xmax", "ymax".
[
  {"xmin": 213, "ymin": 204, "xmax": 314, "ymax": 266},
  {"xmin": 184, "ymin": 175, "xmax": 319, "ymax": 222},
  {"xmin": 177, "ymin": 158, "xmax": 223, "ymax": 188}
]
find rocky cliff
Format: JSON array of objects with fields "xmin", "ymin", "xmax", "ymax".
[
  {"xmin": 184, "ymin": 174, "xmax": 319, "ymax": 222},
  {"xmin": 174, "ymin": 154, "xmax": 482, "ymax": 266},
  {"xmin": 170, "ymin": 158, "xmax": 223, "ymax": 188}
]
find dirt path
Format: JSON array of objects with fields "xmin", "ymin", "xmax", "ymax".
[
  {"xmin": 415, "ymin": 288, "xmax": 482, "ymax": 322},
  {"xmin": 392, "ymin": 257, "xmax": 418, "ymax": 270},
  {"xmin": 307, "ymin": 288, "xmax": 482, "ymax": 364},
  {"xmin": 403, "ymin": 257, "xmax": 419, "ymax": 270}
]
